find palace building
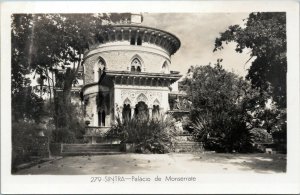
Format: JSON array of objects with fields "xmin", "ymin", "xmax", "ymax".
[{"xmin": 81, "ymin": 14, "xmax": 184, "ymax": 143}]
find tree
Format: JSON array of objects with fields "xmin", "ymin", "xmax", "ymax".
[
  {"xmin": 214, "ymin": 12, "xmax": 286, "ymax": 108},
  {"xmin": 181, "ymin": 62, "xmax": 262, "ymax": 152},
  {"xmin": 11, "ymin": 13, "xmax": 128, "ymax": 127}
]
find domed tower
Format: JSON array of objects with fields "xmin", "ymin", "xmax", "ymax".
[{"xmin": 82, "ymin": 16, "xmax": 181, "ymax": 143}]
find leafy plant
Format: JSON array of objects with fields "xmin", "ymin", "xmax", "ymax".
[
  {"xmin": 11, "ymin": 121, "xmax": 43, "ymax": 170},
  {"xmin": 250, "ymin": 128, "xmax": 273, "ymax": 144},
  {"xmin": 51, "ymin": 128, "xmax": 76, "ymax": 144},
  {"xmin": 107, "ymin": 115, "xmax": 177, "ymax": 153},
  {"xmin": 182, "ymin": 64, "xmax": 260, "ymax": 153},
  {"xmin": 214, "ymin": 12, "xmax": 286, "ymax": 108}
]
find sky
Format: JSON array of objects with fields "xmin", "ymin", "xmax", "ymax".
[{"xmin": 142, "ymin": 13, "xmax": 253, "ymax": 77}]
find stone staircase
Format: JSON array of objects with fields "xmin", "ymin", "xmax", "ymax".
[
  {"xmin": 174, "ymin": 141, "xmax": 204, "ymax": 153},
  {"xmin": 61, "ymin": 144, "xmax": 123, "ymax": 156}
]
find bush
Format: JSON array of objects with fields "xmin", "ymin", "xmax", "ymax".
[
  {"xmin": 50, "ymin": 101, "xmax": 85, "ymax": 143},
  {"xmin": 192, "ymin": 114, "xmax": 253, "ymax": 153},
  {"xmin": 51, "ymin": 128, "xmax": 76, "ymax": 143},
  {"xmin": 250, "ymin": 128, "xmax": 273, "ymax": 144},
  {"xmin": 107, "ymin": 115, "xmax": 177, "ymax": 153},
  {"xmin": 12, "ymin": 121, "xmax": 41, "ymax": 170}
]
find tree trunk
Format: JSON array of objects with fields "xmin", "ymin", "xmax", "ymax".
[{"xmin": 56, "ymin": 59, "xmax": 82, "ymax": 129}]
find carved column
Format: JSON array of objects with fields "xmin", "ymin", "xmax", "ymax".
[
  {"xmin": 149, "ymin": 108, "xmax": 153, "ymax": 119},
  {"xmin": 136, "ymin": 30, "xmax": 139, "ymax": 44},
  {"xmin": 121, "ymin": 29, "xmax": 124, "ymax": 41},
  {"xmin": 114, "ymin": 103, "xmax": 119, "ymax": 122},
  {"xmin": 131, "ymin": 106, "xmax": 135, "ymax": 119},
  {"xmin": 159, "ymin": 108, "xmax": 164, "ymax": 116},
  {"xmin": 129, "ymin": 29, "xmax": 131, "ymax": 42},
  {"xmin": 119, "ymin": 106, "xmax": 123, "ymax": 122},
  {"xmin": 113, "ymin": 30, "xmax": 117, "ymax": 41}
]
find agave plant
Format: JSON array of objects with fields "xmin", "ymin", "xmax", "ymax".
[
  {"xmin": 191, "ymin": 115, "xmax": 211, "ymax": 141},
  {"xmin": 106, "ymin": 114, "xmax": 177, "ymax": 153}
]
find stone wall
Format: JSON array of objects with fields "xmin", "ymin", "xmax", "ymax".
[
  {"xmin": 83, "ymin": 45, "xmax": 171, "ymax": 85},
  {"xmin": 84, "ymin": 89, "xmax": 114, "ymax": 126}
]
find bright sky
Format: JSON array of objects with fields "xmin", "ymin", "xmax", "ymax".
[{"xmin": 142, "ymin": 13, "xmax": 253, "ymax": 77}]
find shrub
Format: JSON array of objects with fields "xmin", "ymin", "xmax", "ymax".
[
  {"xmin": 107, "ymin": 115, "xmax": 177, "ymax": 153},
  {"xmin": 50, "ymin": 101, "xmax": 85, "ymax": 143},
  {"xmin": 250, "ymin": 128, "xmax": 273, "ymax": 144},
  {"xmin": 12, "ymin": 121, "xmax": 42, "ymax": 170},
  {"xmin": 51, "ymin": 128, "xmax": 76, "ymax": 143},
  {"xmin": 192, "ymin": 114, "xmax": 253, "ymax": 153}
]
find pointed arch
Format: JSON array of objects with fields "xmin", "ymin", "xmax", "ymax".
[
  {"xmin": 130, "ymin": 54, "xmax": 144, "ymax": 72},
  {"xmin": 123, "ymin": 98, "xmax": 131, "ymax": 106},
  {"xmin": 161, "ymin": 60, "xmax": 169, "ymax": 74},
  {"xmin": 136, "ymin": 93, "xmax": 148, "ymax": 104},
  {"xmin": 153, "ymin": 99, "xmax": 160, "ymax": 106},
  {"xmin": 94, "ymin": 57, "xmax": 106, "ymax": 82}
]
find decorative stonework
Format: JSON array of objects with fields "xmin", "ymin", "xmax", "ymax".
[
  {"xmin": 85, "ymin": 126, "xmax": 111, "ymax": 137},
  {"xmin": 153, "ymin": 98, "xmax": 160, "ymax": 106},
  {"xmin": 121, "ymin": 89, "xmax": 162, "ymax": 106},
  {"xmin": 123, "ymin": 98, "xmax": 131, "ymax": 106},
  {"xmin": 81, "ymin": 22, "xmax": 183, "ymax": 144},
  {"xmin": 90, "ymin": 25, "xmax": 181, "ymax": 55}
]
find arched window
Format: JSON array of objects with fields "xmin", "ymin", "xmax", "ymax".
[
  {"xmin": 161, "ymin": 61, "xmax": 169, "ymax": 74},
  {"xmin": 131, "ymin": 66, "xmax": 136, "ymax": 72},
  {"xmin": 131, "ymin": 58, "xmax": 142, "ymax": 72},
  {"xmin": 94, "ymin": 58, "xmax": 106, "ymax": 82}
]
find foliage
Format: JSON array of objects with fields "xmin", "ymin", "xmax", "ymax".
[
  {"xmin": 12, "ymin": 86, "xmax": 45, "ymax": 123},
  {"xmin": 181, "ymin": 63, "xmax": 261, "ymax": 152},
  {"xmin": 50, "ymin": 101, "xmax": 85, "ymax": 143},
  {"xmin": 51, "ymin": 129, "xmax": 76, "ymax": 144},
  {"xmin": 11, "ymin": 121, "xmax": 41, "ymax": 169},
  {"xmin": 192, "ymin": 112, "xmax": 253, "ymax": 153},
  {"xmin": 108, "ymin": 116, "xmax": 177, "ymax": 153},
  {"xmin": 214, "ymin": 12, "xmax": 286, "ymax": 108},
  {"xmin": 11, "ymin": 13, "xmax": 128, "ymax": 128},
  {"xmin": 250, "ymin": 128, "xmax": 273, "ymax": 144}
]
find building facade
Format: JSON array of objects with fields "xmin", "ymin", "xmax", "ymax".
[{"xmin": 81, "ymin": 22, "xmax": 182, "ymax": 143}]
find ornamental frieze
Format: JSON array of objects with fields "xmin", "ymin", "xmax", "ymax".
[{"xmin": 121, "ymin": 89, "xmax": 162, "ymax": 106}]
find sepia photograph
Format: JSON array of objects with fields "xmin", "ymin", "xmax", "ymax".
[{"xmin": 1, "ymin": 1, "xmax": 300, "ymax": 194}]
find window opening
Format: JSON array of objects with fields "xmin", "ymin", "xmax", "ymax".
[{"xmin": 137, "ymin": 36, "xmax": 142, "ymax": 45}]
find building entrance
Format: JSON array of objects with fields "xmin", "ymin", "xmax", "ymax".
[{"xmin": 134, "ymin": 101, "xmax": 149, "ymax": 121}]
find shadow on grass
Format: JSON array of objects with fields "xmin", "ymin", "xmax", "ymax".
[
  {"xmin": 232, "ymin": 156, "xmax": 286, "ymax": 173},
  {"xmin": 190, "ymin": 153, "xmax": 286, "ymax": 173}
]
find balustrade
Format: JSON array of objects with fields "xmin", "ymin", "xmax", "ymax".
[{"xmin": 85, "ymin": 126, "xmax": 111, "ymax": 137}]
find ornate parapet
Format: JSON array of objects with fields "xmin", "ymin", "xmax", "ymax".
[
  {"xmin": 86, "ymin": 25, "xmax": 181, "ymax": 56},
  {"xmin": 84, "ymin": 126, "xmax": 111, "ymax": 137}
]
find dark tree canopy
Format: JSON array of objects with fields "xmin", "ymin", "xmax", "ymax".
[
  {"xmin": 179, "ymin": 63, "xmax": 257, "ymax": 152},
  {"xmin": 180, "ymin": 62, "xmax": 286, "ymax": 152},
  {"xmin": 11, "ymin": 13, "xmax": 127, "ymax": 125},
  {"xmin": 214, "ymin": 12, "xmax": 286, "ymax": 108}
]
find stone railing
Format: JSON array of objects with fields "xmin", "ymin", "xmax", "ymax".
[{"xmin": 85, "ymin": 126, "xmax": 111, "ymax": 137}]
